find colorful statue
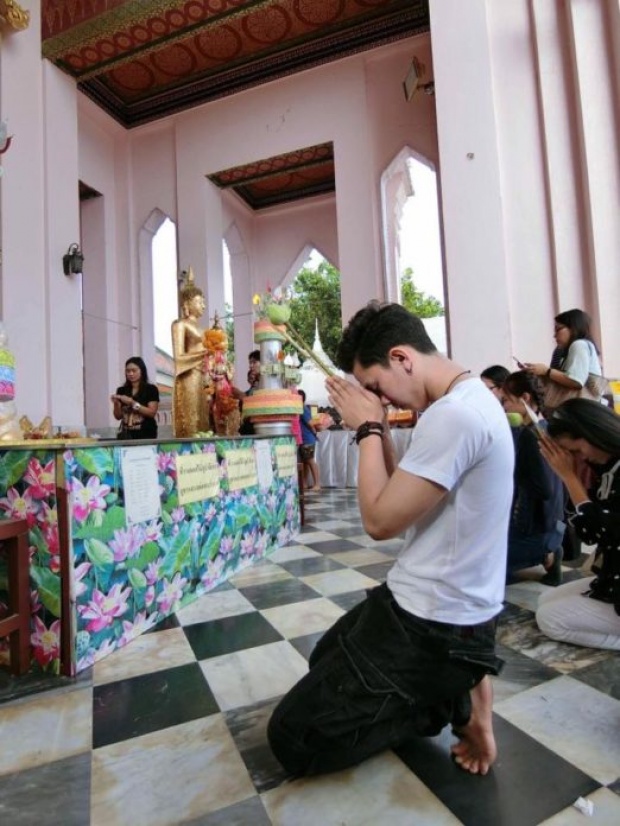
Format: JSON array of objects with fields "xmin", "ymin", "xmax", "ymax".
[
  {"xmin": 171, "ymin": 269, "xmax": 210, "ymax": 437},
  {"xmin": 204, "ymin": 313, "xmax": 240, "ymax": 436}
]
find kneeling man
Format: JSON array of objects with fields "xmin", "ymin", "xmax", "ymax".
[{"xmin": 268, "ymin": 302, "xmax": 514, "ymax": 776}]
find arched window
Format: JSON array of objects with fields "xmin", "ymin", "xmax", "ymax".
[{"xmin": 381, "ymin": 147, "xmax": 447, "ymax": 353}]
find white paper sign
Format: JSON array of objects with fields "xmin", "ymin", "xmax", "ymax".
[
  {"xmin": 254, "ymin": 440, "xmax": 273, "ymax": 490},
  {"xmin": 120, "ymin": 445, "xmax": 161, "ymax": 525}
]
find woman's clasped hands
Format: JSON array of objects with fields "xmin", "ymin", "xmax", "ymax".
[
  {"xmin": 537, "ymin": 431, "xmax": 577, "ymax": 484},
  {"xmin": 111, "ymin": 393, "xmax": 133, "ymax": 407}
]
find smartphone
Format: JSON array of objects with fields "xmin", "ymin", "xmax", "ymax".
[{"xmin": 513, "ymin": 356, "xmax": 526, "ymax": 369}]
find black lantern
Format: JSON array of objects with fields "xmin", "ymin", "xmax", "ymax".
[{"xmin": 63, "ymin": 243, "xmax": 84, "ymax": 275}]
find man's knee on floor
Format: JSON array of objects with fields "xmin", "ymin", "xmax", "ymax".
[{"xmin": 267, "ymin": 703, "xmax": 314, "ymax": 776}]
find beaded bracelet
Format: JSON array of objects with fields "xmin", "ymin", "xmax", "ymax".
[{"xmin": 354, "ymin": 421, "xmax": 384, "ymax": 445}]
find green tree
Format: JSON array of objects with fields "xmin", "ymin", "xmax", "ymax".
[
  {"xmin": 278, "ymin": 261, "xmax": 444, "ymax": 367},
  {"xmin": 289, "ymin": 260, "xmax": 342, "ymax": 363},
  {"xmin": 400, "ymin": 268, "xmax": 444, "ymax": 317}
]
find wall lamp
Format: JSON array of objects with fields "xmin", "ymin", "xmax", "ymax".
[
  {"xmin": 63, "ymin": 243, "xmax": 84, "ymax": 276},
  {"xmin": 403, "ymin": 57, "xmax": 435, "ymax": 101}
]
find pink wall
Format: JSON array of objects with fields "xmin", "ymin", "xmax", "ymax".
[
  {"xmin": 431, "ymin": 0, "xmax": 620, "ymax": 374},
  {"xmin": 1, "ymin": 7, "xmax": 618, "ymax": 430}
]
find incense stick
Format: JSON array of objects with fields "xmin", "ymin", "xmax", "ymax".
[
  {"xmin": 280, "ymin": 327, "xmax": 335, "ymax": 377},
  {"xmin": 286, "ymin": 324, "xmax": 336, "ymax": 377}
]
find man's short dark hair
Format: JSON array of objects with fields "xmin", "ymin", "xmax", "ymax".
[
  {"xmin": 249, "ymin": 350, "xmax": 260, "ymax": 361},
  {"xmin": 336, "ymin": 301, "xmax": 437, "ymax": 373}
]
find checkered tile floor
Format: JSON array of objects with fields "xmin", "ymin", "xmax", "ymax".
[{"xmin": 1, "ymin": 489, "xmax": 619, "ymax": 825}]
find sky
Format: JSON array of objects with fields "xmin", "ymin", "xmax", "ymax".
[
  {"xmin": 152, "ymin": 158, "xmax": 445, "ymax": 355},
  {"xmin": 152, "ymin": 218, "xmax": 179, "ymax": 356},
  {"xmin": 399, "ymin": 159, "xmax": 445, "ymax": 303}
]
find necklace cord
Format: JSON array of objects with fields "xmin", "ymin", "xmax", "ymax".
[{"xmin": 443, "ymin": 370, "xmax": 471, "ymax": 396}]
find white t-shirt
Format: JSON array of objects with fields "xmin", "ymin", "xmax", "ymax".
[
  {"xmin": 387, "ymin": 378, "xmax": 514, "ymax": 625},
  {"xmin": 562, "ymin": 339, "xmax": 602, "ymax": 386}
]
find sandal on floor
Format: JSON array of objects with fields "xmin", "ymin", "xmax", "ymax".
[{"xmin": 541, "ymin": 548, "xmax": 563, "ymax": 587}]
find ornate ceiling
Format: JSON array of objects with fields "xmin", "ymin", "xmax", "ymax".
[
  {"xmin": 42, "ymin": 0, "xmax": 430, "ymax": 209},
  {"xmin": 207, "ymin": 141, "xmax": 335, "ymax": 209}
]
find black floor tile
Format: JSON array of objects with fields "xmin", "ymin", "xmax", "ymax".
[
  {"xmin": 498, "ymin": 601, "xmax": 534, "ymax": 625},
  {"xmin": 289, "ymin": 630, "xmax": 324, "ymax": 661},
  {"xmin": 394, "ymin": 715, "xmax": 600, "ymax": 826},
  {"xmin": 93, "ymin": 662, "xmax": 219, "ymax": 748},
  {"xmin": 277, "ymin": 556, "xmax": 346, "ymax": 576},
  {"xmin": 0, "ymin": 666, "xmax": 92, "ymax": 706},
  {"xmin": 183, "ymin": 611, "xmax": 283, "ymax": 660},
  {"xmin": 329, "ymin": 590, "xmax": 368, "ymax": 611},
  {"xmin": 571, "ymin": 654, "xmax": 620, "ymax": 700},
  {"xmin": 0, "ymin": 753, "xmax": 91, "ymax": 825},
  {"xmin": 225, "ymin": 698, "xmax": 288, "ymax": 794},
  {"xmin": 493, "ymin": 643, "xmax": 560, "ymax": 694},
  {"xmin": 303, "ymin": 538, "xmax": 366, "ymax": 553},
  {"xmin": 324, "ymin": 525, "xmax": 366, "ymax": 538},
  {"xmin": 560, "ymin": 568, "xmax": 589, "ymax": 585},
  {"xmin": 239, "ymin": 579, "xmax": 321, "ymax": 610},
  {"xmin": 609, "ymin": 778, "xmax": 620, "ymax": 795},
  {"xmin": 145, "ymin": 612, "xmax": 180, "ymax": 633},
  {"xmin": 297, "ymin": 524, "xmax": 324, "ymax": 535},
  {"xmin": 355, "ymin": 561, "xmax": 393, "ymax": 582}
]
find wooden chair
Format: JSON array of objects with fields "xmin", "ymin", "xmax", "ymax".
[{"xmin": 0, "ymin": 518, "xmax": 31, "ymax": 675}]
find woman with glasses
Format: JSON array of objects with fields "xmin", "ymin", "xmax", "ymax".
[
  {"xmin": 536, "ymin": 399, "xmax": 620, "ymax": 650},
  {"xmin": 524, "ymin": 308, "xmax": 605, "ymax": 413},
  {"xmin": 480, "ymin": 365, "xmax": 510, "ymax": 401},
  {"xmin": 502, "ymin": 371, "xmax": 565, "ymax": 584}
]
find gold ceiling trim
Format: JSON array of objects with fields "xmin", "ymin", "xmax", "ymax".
[{"xmin": 42, "ymin": 0, "xmax": 279, "ymax": 77}]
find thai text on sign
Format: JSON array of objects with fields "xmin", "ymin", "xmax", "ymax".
[
  {"xmin": 176, "ymin": 452, "xmax": 220, "ymax": 505},
  {"xmin": 225, "ymin": 448, "xmax": 258, "ymax": 491},
  {"xmin": 275, "ymin": 444, "xmax": 297, "ymax": 478}
]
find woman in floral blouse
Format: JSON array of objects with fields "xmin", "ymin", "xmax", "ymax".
[{"xmin": 536, "ymin": 399, "xmax": 620, "ymax": 650}]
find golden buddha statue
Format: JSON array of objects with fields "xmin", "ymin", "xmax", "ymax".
[{"xmin": 171, "ymin": 268, "xmax": 210, "ymax": 437}]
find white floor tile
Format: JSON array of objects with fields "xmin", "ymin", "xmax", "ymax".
[
  {"xmin": 200, "ymin": 640, "xmax": 308, "ymax": 711},
  {"xmin": 496, "ymin": 675, "xmax": 620, "ymax": 785}
]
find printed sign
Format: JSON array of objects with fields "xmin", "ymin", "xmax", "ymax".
[
  {"xmin": 275, "ymin": 443, "xmax": 297, "ymax": 478},
  {"xmin": 254, "ymin": 440, "xmax": 274, "ymax": 490},
  {"xmin": 176, "ymin": 452, "xmax": 220, "ymax": 505},
  {"xmin": 121, "ymin": 445, "xmax": 161, "ymax": 525},
  {"xmin": 225, "ymin": 448, "xmax": 258, "ymax": 491}
]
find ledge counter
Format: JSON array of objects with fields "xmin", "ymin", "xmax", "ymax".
[{"xmin": 0, "ymin": 435, "xmax": 300, "ymax": 676}]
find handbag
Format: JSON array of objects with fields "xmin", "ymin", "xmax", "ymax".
[
  {"xmin": 543, "ymin": 340, "xmax": 610, "ymax": 411},
  {"xmin": 543, "ymin": 372, "xmax": 610, "ymax": 411}
]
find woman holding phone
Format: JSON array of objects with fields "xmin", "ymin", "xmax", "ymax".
[
  {"xmin": 524, "ymin": 308, "xmax": 605, "ymax": 413},
  {"xmin": 536, "ymin": 399, "xmax": 620, "ymax": 650}
]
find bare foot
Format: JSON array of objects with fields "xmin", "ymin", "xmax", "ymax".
[
  {"xmin": 310, "ymin": 486, "xmax": 321, "ymax": 491},
  {"xmin": 450, "ymin": 676, "xmax": 497, "ymax": 775}
]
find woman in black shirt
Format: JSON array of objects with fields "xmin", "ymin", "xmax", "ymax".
[
  {"xmin": 111, "ymin": 356, "xmax": 160, "ymax": 439},
  {"xmin": 536, "ymin": 399, "xmax": 620, "ymax": 650}
]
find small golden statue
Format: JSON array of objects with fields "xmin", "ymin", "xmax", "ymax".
[
  {"xmin": 204, "ymin": 312, "xmax": 240, "ymax": 436},
  {"xmin": 171, "ymin": 268, "xmax": 210, "ymax": 438}
]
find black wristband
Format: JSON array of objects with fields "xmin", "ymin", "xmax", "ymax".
[
  {"xmin": 356, "ymin": 430, "xmax": 383, "ymax": 444},
  {"xmin": 354, "ymin": 421, "xmax": 384, "ymax": 445}
]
